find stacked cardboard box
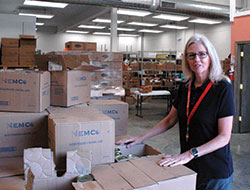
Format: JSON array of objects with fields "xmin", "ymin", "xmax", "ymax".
[
  {"xmin": 1, "ymin": 38, "xmax": 19, "ymax": 66},
  {"xmin": 47, "ymin": 106, "xmax": 115, "ymax": 170},
  {"xmin": 65, "ymin": 41, "xmax": 97, "ymax": 51},
  {"xmin": 19, "ymin": 35, "xmax": 36, "ymax": 66},
  {"xmin": 89, "ymin": 52, "xmax": 123, "ymax": 91},
  {"xmin": 1, "ymin": 35, "xmax": 37, "ymax": 68},
  {"xmin": 88, "ymin": 99, "xmax": 128, "ymax": 136}
]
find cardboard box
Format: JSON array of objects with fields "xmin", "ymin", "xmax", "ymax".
[
  {"xmin": 1, "ymin": 47, "xmax": 19, "ymax": 57},
  {"xmin": 1, "ymin": 38, "xmax": 19, "ymax": 47},
  {"xmin": 50, "ymin": 70, "xmax": 91, "ymax": 107},
  {"xmin": 0, "ymin": 111, "xmax": 48, "ymax": 158},
  {"xmin": 88, "ymin": 52, "xmax": 123, "ymax": 62},
  {"xmin": 25, "ymin": 148, "xmax": 91, "ymax": 190},
  {"xmin": 19, "ymin": 55, "xmax": 35, "ymax": 66},
  {"xmin": 65, "ymin": 42, "xmax": 96, "ymax": 51},
  {"xmin": 19, "ymin": 35, "xmax": 36, "ymax": 48},
  {"xmin": 65, "ymin": 41, "xmax": 85, "ymax": 50},
  {"xmin": 91, "ymin": 156, "xmax": 197, "ymax": 190},
  {"xmin": 115, "ymin": 143, "xmax": 162, "ymax": 162},
  {"xmin": 48, "ymin": 110, "xmax": 115, "ymax": 169},
  {"xmin": 19, "ymin": 47, "xmax": 35, "ymax": 56},
  {"xmin": 1, "ymin": 56, "xmax": 18, "ymax": 66},
  {"xmin": 88, "ymin": 100, "xmax": 128, "ymax": 136},
  {"xmin": 82, "ymin": 42, "xmax": 96, "ymax": 51},
  {"xmin": 0, "ymin": 157, "xmax": 23, "ymax": 177},
  {"xmin": 0, "ymin": 70, "xmax": 50, "ymax": 112}
]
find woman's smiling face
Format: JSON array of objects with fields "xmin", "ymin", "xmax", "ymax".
[{"xmin": 186, "ymin": 41, "xmax": 211, "ymax": 78}]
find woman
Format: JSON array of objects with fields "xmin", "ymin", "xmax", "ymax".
[{"xmin": 116, "ymin": 34, "xmax": 235, "ymax": 190}]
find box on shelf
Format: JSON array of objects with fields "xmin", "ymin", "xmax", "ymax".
[
  {"xmin": 48, "ymin": 107, "xmax": 115, "ymax": 170},
  {"xmin": 0, "ymin": 70, "xmax": 50, "ymax": 112},
  {"xmin": 166, "ymin": 62, "xmax": 175, "ymax": 70},
  {"xmin": 88, "ymin": 100, "xmax": 128, "ymax": 136},
  {"xmin": 0, "ymin": 111, "xmax": 48, "ymax": 158},
  {"xmin": 1, "ymin": 38, "xmax": 19, "ymax": 47}
]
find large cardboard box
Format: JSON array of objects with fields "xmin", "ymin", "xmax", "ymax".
[
  {"xmin": 88, "ymin": 100, "xmax": 128, "ymax": 136},
  {"xmin": 19, "ymin": 55, "xmax": 35, "ymax": 66},
  {"xmin": 0, "ymin": 70, "xmax": 50, "ymax": 112},
  {"xmin": 48, "ymin": 110, "xmax": 115, "ymax": 170},
  {"xmin": 90, "ymin": 156, "xmax": 197, "ymax": 190},
  {"xmin": 50, "ymin": 70, "xmax": 91, "ymax": 107},
  {"xmin": 1, "ymin": 47, "xmax": 19, "ymax": 57},
  {"xmin": 1, "ymin": 38, "xmax": 19, "ymax": 47},
  {"xmin": 65, "ymin": 42, "xmax": 96, "ymax": 51},
  {"xmin": 0, "ymin": 111, "xmax": 48, "ymax": 158},
  {"xmin": 1, "ymin": 56, "xmax": 18, "ymax": 66},
  {"xmin": 19, "ymin": 35, "xmax": 36, "ymax": 48}
]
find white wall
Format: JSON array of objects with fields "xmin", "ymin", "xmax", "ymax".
[
  {"xmin": 142, "ymin": 23, "xmax": 231, "ymax": 60},
  {"xmin": 36, "ymin": 32, "xmax": 139, "ymax": 53},
  {"xmin": 36, "ymin": 23, "xmax": 230, "ymax": 60},
  {"xmin": 0, "ymin": 14, "xmax": 36, "ymax": 40}
]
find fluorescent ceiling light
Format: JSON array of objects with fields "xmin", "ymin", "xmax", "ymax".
[
  {"xmin": 188, "ymin": 18, "xmax": 222, "ymax": 24},
  {"xmin": 66, "ymin": 30, "xmax": 89, "ymax": 34},
  {"xmin": 109, "ymin": 27, "xmax": 135, "ymax": 31},
  {"xmin": 78, "ymin": 25, "xmax": 105, "ymax": 29},
  {"xmin": 119, "ymin": 34, "xmax": 139, "ymax": 37},
  {"xmin": 24, "ymin": 0, "xmax": 68, "ymax": 8},
  {"xmin": 128, "ymin": 22, "xmax": 158, "ymax": 27},
  {"xmin": 153, "ymin": 14, "xmax": 189, "ymax": 21},
  {"xmin": 138, "ymin": 29, "xmax": 163, "ymax": 33},
  {"xmin": 93, "ymin": 32, "xmax": 111, "ymax": 35},
  {"xmin": 36, "ymin": 22, "xmax": 44, "ymax": 26},
  {"xmin": 117, "ymin": 8, "xmax": 151, "ymax": 17},
  {"xmin": 19, "ymin": 13, "xmax": 54, "ymax": 19},
  {"xmin": 189, "ymin": 4, "xmax": 222, "ymax": 10},
  {"xmin": 92, "ymin": 18, "xmax": 124, "ymax": 24},
  {"xmin": 160, "ymin": 24, "xmax": 188, "ymax": 29}
]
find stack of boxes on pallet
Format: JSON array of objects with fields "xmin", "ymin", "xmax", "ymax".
[
  {"xmin": 1, "ymin": 36, "xmax": 36, "ymax": 68},
  {"xmin": 0, "ymin": 40, "xmax": 129, "ymax": 176}
]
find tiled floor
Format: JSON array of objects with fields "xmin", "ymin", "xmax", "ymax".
[{"xmin": 127, "ymin": 99, "xmax": 250, "ymax": 190}]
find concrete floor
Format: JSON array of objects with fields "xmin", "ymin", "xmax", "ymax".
[{"xmin": 127, "ymin": 99, "xmax": 250, "ymax": 190}]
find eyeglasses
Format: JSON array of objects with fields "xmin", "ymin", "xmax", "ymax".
[{"xmin": 186, "ymin": 51, "xmax": 208, "ymax": 60}]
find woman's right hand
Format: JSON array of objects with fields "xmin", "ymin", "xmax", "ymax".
[{"xmin": 115, "ymin": 136, "xmax": 144, "ymax": 148}]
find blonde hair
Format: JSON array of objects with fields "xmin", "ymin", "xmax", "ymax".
[{"xmin": 182, "ymin": 33, "xmax": 230, "ymax": 84}]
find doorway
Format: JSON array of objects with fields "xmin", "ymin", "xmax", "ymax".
[{"xmin": 234, "ymin": 42, "xmax": 250, "ymax": 133}]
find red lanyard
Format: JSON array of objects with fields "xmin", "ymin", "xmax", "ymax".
[{"xmin": 186, "ymin": 81, "xmax": 213, "ymax": 141}]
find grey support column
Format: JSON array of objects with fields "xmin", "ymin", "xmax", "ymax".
[{"xmin": 110, "ymin": 7, "xmax": 118, "ymax": 52}]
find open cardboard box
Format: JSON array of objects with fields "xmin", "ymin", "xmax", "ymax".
[
  {"xmin": 115, "ymin": 143, "xmax": 162, "ymax": 162},
  {"xmin": 75, "ymin": 155, "xmax": 197, "ymax": 190},
  {"xmin": 49, "ymin": 54, "xmax": 103, "ymax": 107}
]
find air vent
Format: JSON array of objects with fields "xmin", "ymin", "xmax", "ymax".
[{"xmin": 161, "ymin": 2, "xmax": 176, "ymax": 9}]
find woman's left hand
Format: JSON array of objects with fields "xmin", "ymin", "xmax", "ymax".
[{"xmin": 158, "ymin": 151, "xmax": 194, "ymax": 167}]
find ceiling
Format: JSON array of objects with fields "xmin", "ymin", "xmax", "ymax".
[{"xmin": 0, "ymin": 0, "xmax": 243, "ymax": 35}]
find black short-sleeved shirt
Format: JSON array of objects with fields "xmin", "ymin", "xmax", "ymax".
[{"xmin": 173, "ymin": 79, "xmax": 235, "ymax": 180}]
